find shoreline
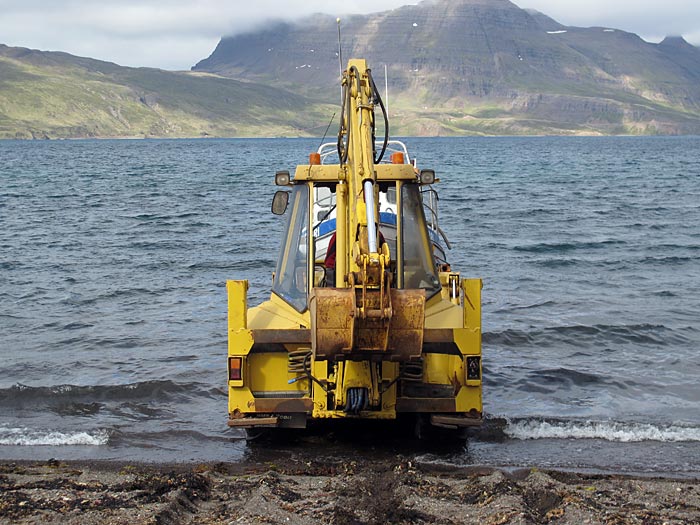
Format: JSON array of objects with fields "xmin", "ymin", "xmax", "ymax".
[
  {"xmin": 4, "ymin": 134, "xmax": 700, "ymax": 142},
  {"xmin": 2, "ymin": 459, "xmax": 698, "ymax": 524}
]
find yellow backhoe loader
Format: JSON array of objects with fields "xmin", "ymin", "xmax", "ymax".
[{"xmin": 226, "ymin": 59, "xmax": 482, "ymax": 436}]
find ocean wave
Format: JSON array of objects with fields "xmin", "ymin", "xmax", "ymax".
[
  {"xmin": 513, "ymin": 240, "xmax": 625, "ymax": 253},
  {"xmin": 0, "ymin": 427, "xmax": 109, "ymax": 446},
  {"xmin": 640, "ymin": 255, "xmax": 699, "ymax": 265},
  {"xmin": 504, "ymin": 418, "xmax": 700, "ymax": 443},
  {"xmin": 523, "ymin": 367, "xmax": 609, "ymax": 387},
  {"xmin": 535, "ymin": 258, "xmax": 581, "ymax": 268},
  {"xmin": 108, "ymin": 428, "xmax": 235, "ymax": 446},
  {"xmin": 484, "ymin": 323, "xmax": 686, "ymax": 348},
  {"xmin": 0, "ymin": 380, "xmax": 202, "ymax": 405}
]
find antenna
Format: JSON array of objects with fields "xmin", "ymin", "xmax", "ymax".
[
  {"xmin": 319, "ymin": 112, "xmax": 336, "ymax": 149},
  {"xmin": 337, "ymin": 18, "xmax": 343, "ymax": 102},
  {"xmin": 384, "ymin": 64, "xmax": 389, "ymax": 118}
]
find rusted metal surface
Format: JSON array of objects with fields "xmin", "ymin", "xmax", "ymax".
[
  {"xmin": 423, "ymin": 329, "xmax": 454, "ymax": 343},
  {"xmin": 395, "ymin": 397, "xmax": 456, "ymax": 412},
  {"xmin": 251, "ymin": 329, "xmax": 311, "ymax": 344},
  {"xmin": 253, "ymin": 398, "xmax": 314, "ymax": 413},
  {"xmin": 354, "ymin": 318, "xmax": 390, "ymax": 352},
  {"xmin": 431, "ymin": 414, "xmax": 483, "ymax": 428},
  {"xmin": 387, "ymin": 289, "xmax": 425, "ymax": 361},
  {"xmin": 227, "ymin": 417, "xmax": 279, "ymax": 428},
  {"xmin": 310, "ymin": 288, "xmax": 355, "ymax": 360},
  {"xmin": 400, "ymin": 383, "xmax": 455, "ymax": 398},
  {"xmin": 353, "ymin": 285, "xmax": 389, "ymax": 351}
]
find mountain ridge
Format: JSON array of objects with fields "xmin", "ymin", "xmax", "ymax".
[
  {"xmin": 2, "ymin": 0, "xmax": 700, "ymax": 138},
  {"xmin": 193, "ymin": 0, "xmax": 700, "ymax": 135}
]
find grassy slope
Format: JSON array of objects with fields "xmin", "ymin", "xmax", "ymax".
[
  {"xmin": 3, "ymin": 33, "xmax": 700, "ymax": 138},
  {"xmin": 0, "ymin": 47, "xmax": 335, "ymax": 139}
]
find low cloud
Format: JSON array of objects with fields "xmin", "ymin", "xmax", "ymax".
[
  {"xmin": 0, "ymin": 0, "xmax": 697, "ymax": 70},
  {"xmin": 0, "ymin": 0, "xmax": 419, "ymax": 69},
  {"xmin": 516, "ymin": 0, "xmax": 700, "ymax": 44}
]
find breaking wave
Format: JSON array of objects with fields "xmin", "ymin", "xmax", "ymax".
[
  {"xmin": 0, "ymin": 427, "xmax": 110, "ymax": 446},
  {"xmin": 504, "ymin": 418, "xmax": 700, "ymax": 443}
]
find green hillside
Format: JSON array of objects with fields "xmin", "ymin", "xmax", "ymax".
[
  {"xmin": 0, "ymin": 45, "xmax": 335, "ymax": 139},
  {"xmin": 3, "ymin": 0, "xmax": 700, "ymax": 138}
]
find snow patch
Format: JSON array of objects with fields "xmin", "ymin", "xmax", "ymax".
[{"xmin": 547, "ymin": 30, "xmax": 568, "ymax": 35}]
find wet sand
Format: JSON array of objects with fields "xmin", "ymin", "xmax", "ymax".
[{"xmin": 1, "ymin": 457, "xmax": 699, "ymax": 524}]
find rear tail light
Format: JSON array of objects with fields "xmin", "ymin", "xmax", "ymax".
[{"xmin": 229, "ymin": 357, "xmax": 243, "ymax": 381}]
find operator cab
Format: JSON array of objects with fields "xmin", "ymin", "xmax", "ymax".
[{"xmin": 270, "ymin": 140, "xmax": 448, "ymax": 314}]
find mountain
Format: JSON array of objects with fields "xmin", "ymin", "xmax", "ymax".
[
  {"xmin": 0, "ymin": 44, "xmax": 334, "ymax": 139},
  {"xmin": 193, "ymin": 0, "xmax": 700, "ymax": 135}
]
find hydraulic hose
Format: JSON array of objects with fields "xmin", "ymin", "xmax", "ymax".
[{"xmin": 367, "ymin": 69, "xmax": 389, "ymax": 164}]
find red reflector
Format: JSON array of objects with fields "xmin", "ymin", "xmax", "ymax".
[{"xmin": 229, "ymin": 357, "xmax": 242, "ymax": 381}]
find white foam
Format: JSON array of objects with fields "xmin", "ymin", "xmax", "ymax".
[
  {"xmin": 0, "ymin": 427, "xmax": 109, "ymax": 446},
  {"xmin": 505, "ymin": 419, "xmax": 700, "ymax": 443}
]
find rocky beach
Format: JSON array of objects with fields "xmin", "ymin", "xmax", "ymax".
[{"xmin": 1, "ymin": 457, "xmax": 699, "ymax": 525}]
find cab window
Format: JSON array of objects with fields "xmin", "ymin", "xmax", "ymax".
[
  {"xmin": 402, "ymin": 184, "xmax": 441, "ymax": 297},
  {"xmin": 272, "ymin": 185, "xmax": 310, "ymax": 312}
]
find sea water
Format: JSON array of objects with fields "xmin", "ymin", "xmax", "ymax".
[{"xmin": 1, "ymin": 136, "xmax": 699, "ymax": 474}]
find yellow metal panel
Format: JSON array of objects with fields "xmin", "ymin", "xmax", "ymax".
[
  {"xmin": 462, "ymin": 278, "xmax": 482, "ymax": 330},
  {"xmin": 248, "ymin": 296, "xmax": 310, "ymax": 329},
  {"xmin": 293, "ymin": 165, "xmax": 344, "ymax": 182},
  {"xmin": 228, "ymin": 386, "xmax": 254, "ymax": 416},
  {"xmin": 455, "ymin": 383, "xmax": 482, "ymax": 413},
  {"xmin": 249, "ymin": 353, "xmax": 306, "ymax": 394},
  {"xmin": 454, "ymin": 327, "xmax": 480, "ymax": 356},
  {"xmin": 357, "ymin": 200, "xmax": 367, "ymax": 226},
  {"xmin": 424, "ymin": 354, "xmax": 452, "ymax": 384},
  {"xmin": 424, "ymin": 298, "xmax": 463, "ymax": 328},
  {"xmin": 228, "ymin": 329, "xmax": 253, "ymax": 357},
  {"xmin": 375, "ymin": 164, "xmax": 418, "ymax": 181},
  {"xmin": 227, "ymin": 280, "xmax": 248, "ymax": 330}
]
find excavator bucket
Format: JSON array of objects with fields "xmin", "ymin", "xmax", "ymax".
[{"xmin": 310, "ymin": 287, "xmax": 425, "ymax": 361}]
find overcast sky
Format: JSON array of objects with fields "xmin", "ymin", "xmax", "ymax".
[{"xmin": 1, "ymin": 0, "xmax": 698, "ymax": 70}]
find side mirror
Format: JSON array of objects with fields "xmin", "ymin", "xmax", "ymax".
[{"xmin": 271, "ymin": 191, "xmax": 290, "ymax": 215}]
